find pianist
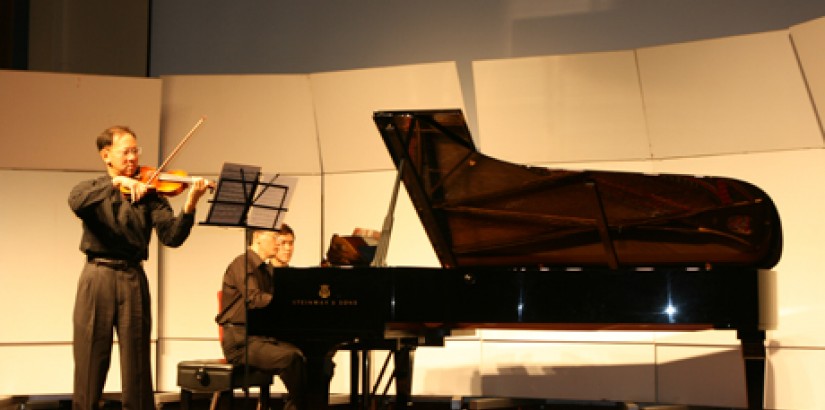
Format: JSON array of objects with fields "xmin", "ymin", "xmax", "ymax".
[{"xmin": 216, "ymin": 224, "xmax": 307, "ymax": 410}]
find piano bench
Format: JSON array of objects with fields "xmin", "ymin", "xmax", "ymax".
[{"xmin": 177, "ymin": 359, "xmax": 275, "ymax": 410}]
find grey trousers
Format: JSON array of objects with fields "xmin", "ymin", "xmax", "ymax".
[{"xmin": 73, "ymin": 261, "xmax": 154, "ymax": 410}]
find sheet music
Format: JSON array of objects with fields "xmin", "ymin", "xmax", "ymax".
[
  {"xmin": 219, "ymin": 162, "xmax": 262, "ymax": 182},
  {"xmin": 212, "ymin": 181, "xmax": 251, "ymax": 205},
  {"xmin": 247, "ymin": 175, "xmax": 298, "ymax": 230},
  {"xmin": 201, "ymin": 163, "xmax": 296, "ymax": 230},
  {"xmin": 248, "ymin": 208, "xmax": 282, "ymax": 230},
  {"xmin": 206, "ymin": 203, "xmax": 247, "ymax": 225},
  {"xmin": 213, "ymin": 163, "xmax": 261, "ymax": 203},
  {"xmin": 202, "ymin": 162, "xmax": 263, "ymax": 227}
]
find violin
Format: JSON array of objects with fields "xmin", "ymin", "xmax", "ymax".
[
  {"xmin": 123, "ymin": 166, "xmax": 204, "ymax": 197},
  {"xmin": 120, "ymin": 116, "xmax": 214, "ymax": 197}
]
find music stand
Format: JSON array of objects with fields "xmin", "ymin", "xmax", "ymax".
[{"xmin": 201, "ymin": 162, "xmax": 297, "ymax": 405}]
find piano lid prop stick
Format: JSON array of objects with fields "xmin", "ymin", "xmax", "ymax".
[{"xmin": 371, "ymin": 159, "xmax": 405, "ymax": 267}]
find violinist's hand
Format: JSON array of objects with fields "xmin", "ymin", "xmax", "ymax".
[
  {"xmin": 183, "ymin": 177, "xmax": 213, "ymax": 214},
  {"xmin": 113, "ymin": 176, "xmax": 150, "ymax": 203}
]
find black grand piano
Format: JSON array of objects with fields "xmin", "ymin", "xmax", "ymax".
[{"xmin": 250, "ymin": 109, "xmax": 782, "ymax": 409}]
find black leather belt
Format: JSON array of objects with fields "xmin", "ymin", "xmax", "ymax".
[{"xmin": 87, "ymin": 256, "xmax": 142, "ymax": 269}]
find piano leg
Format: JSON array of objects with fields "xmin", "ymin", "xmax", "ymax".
[
  {"xmin": 302, "ymin": 341, "xmax": 338, "ymax": 410},
  {"xmin": 350, "ymin": 349, "xmax": 362, "ymax": 409},
  {"xmin": 393, "ymin": 345, "xmax": 416, "ymax": 409},
  {"xmin": 347, "ymin": 344, "xmax": 416, "ymax": 410},
  {"xmin": 350, "ymin": 347, "xmax": 375, "ymax": 410},
  {"xmin": 738, "ymin": 330, "xmax": 766, "ymax": 410}
]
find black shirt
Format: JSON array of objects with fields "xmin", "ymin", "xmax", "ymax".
[
  {"xmin": 216, "ymin": 250, "xmax": 274, "ymax": 326},
  {"xmin": 69, "ymin": 175, "xmax": 196, "ymax": 261}
]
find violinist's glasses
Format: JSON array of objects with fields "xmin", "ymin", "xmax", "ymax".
[{"xmin": 118, "ymin": 147, "xmax": 142, "ymax": 156}]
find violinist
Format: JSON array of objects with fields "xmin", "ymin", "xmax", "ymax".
[{"xmin": 68, "ymin": 125, "xmax": 211, "ymax": 410}]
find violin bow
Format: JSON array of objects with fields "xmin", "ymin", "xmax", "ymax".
[{"xmin": 147, "ymin": 116, "xmax": 207, "ymax": 185}]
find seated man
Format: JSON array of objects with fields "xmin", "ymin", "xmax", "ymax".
[{"xmin": 215, "ymin": 224, "xmax": 306, "ymax": 410}]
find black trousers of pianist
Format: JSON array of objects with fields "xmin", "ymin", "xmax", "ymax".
[
  {"xmin": 73, "ymin": 260, "xmax": 154, "ymax": 410},
  {"xmin": 222, "ymin": 326, "xmax": 308, "ymax": 410}
]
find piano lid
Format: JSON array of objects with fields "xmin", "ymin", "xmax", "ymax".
[{"xmin": 374, "ymin": 109, "xmax": 782, "ymax": 270}]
